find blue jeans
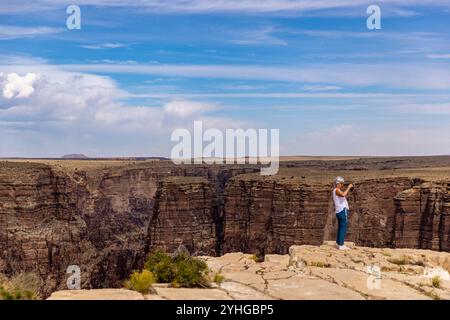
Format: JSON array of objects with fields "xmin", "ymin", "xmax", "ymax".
[{"xmin": 336, "ymin": 208, "xmax": 348, "ymax": 246}]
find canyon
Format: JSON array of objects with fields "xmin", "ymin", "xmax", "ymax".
[{"xmin": 1, "ymin": 156, "xmax": 450, "ymax": 296}]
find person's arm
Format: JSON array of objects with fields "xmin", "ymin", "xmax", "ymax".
[{"xmin": 335, "ymin": 184, "xmax": 353, "ymax": 197}]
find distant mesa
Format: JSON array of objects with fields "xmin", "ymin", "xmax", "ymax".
[{"xmin": 61, "ymin": 154, "xmax": 89, "ymax": 159}]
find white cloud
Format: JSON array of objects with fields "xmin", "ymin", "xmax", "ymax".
[
  {"xmin": 80, "ymin": 42, "xmax": 127, "ymax": 50},
  {"xmin": 230, "ymin": 27, "xmax": 287, "ymax": 46},
  {"xmin": 1, "ymin": 56, "xmax": 449, "ymax": 157},
  {"xmin": 427, "ymin": 54, "xmax": 450, "ymax": 59},
  {"xmin": 0, "ymin": 70, "xmax": 226, "ymax": 130},
  {"xmin": 40, "ymin": 62, "xmax": 450, "ymax": 90},
  {"xmin": 0, "ymin": 66, "xmax": 246, "ymax": 157},
  {"xmin": 1, "ymin": 73, "xmax": 38, "ymax": 99},
  {"xmin": 293, "ymin": 124, "xmax": 450, "ymax": 156},
  {"xmin": 0, "ymin": 25, "xmax": 60, "ymax": 40},
  {"xmin": 302, "ymin": 85, "xmax": 342, "ymax": 91},
  {"xmin": 2, "ymin": 0, "xmax": 450, "ymax": 15},
  {"xmin": 163, "ymin": 99, "xmax": 215, "ymax": 117},
  {"xmin": 392, "ymin": 102, "xmax": 450, "ymax": 114},
  {"xmin": 87, "ymin": 59, "xmax": 137, "ymax": 64}
]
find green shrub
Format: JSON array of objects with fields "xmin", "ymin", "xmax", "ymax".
[
  {"xmin": 0, "ymin": 272, "xmax": 41, "ymax": 300},
  {"xmin": 124, "ymin": 270, "xmax": 155, "ymax": 294},
  {"xmin": 144, "ymin": 248, "xmax": 210, "ymax": 288},
  {"xmin": 144, "ymin": 250, "xmax": 175, "ymax": 283},
  {"xmin": 171, "ymin": 256, "xmax": 209, "ymax": 288}
]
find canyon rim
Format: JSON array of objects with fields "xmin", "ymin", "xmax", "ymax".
[{"xmin": 1, "ymin": 156, "xmax": 450, "ymax": 298}]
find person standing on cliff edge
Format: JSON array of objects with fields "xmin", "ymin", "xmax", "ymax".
[{"xmin": 333, "ymin": 176, "xmax": 353, "ymax": 250}]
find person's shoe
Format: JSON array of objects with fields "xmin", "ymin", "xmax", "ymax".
[{"xmin": 338, "ymin": 245, "xmax": 350, "ymax": 250}]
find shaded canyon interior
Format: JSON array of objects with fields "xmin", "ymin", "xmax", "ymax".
[{"xmin": 1, "ymin": 156, "xmax": 450, "ymax": 295}]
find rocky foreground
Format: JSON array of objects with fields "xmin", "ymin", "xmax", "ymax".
[{"xmin": 48, "ymin": 243, "xmax": 450, "ymax": 300}]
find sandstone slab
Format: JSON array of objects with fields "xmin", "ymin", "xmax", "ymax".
[
  {"xmin": 47, "ymin": 289, "xmax": 144, "ymax": 300},
  {"xmin": 154, "ymin": 287, "xmax": 232, "ymax": 300}
]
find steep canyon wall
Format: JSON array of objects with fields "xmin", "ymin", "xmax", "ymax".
[{"xmin": 0, "ymin": 160, "xmax": 449, "ymax": 295}]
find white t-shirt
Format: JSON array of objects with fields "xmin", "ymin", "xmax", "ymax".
[{"xmin": 333, "ymin": 188, "xmax": 349, "ymax": 213}]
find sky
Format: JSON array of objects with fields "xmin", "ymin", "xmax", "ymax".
[{"xmin": 1, "ymin": 0, "xmax": 450, "ymax": 157}]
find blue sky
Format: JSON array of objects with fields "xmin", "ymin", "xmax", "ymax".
[{"xmin": 1, "ymin": 0, "xmax": 450, "ymax": 157}]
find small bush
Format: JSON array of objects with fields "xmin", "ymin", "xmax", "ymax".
[
  {"xmin": 144, "ymin": 248, "xmax": 210, "ymax": 288},
  {"xmin": 144, "ymin": 250, "xmax": 175, "ymax": 283},
  {"xmin": 172, "ymin": 257, "xmax": 209, "ymax": 288},
  {"xmin": 124, "ymin": 270, "xmax": 155, "ymax": 294},
  {"xmin": 431, "ymin": 276, "xmax": 441, "ymax": 288},
  {"xmin": 0, "ymin": 272, "xmax": 41, "ymax": 300}
]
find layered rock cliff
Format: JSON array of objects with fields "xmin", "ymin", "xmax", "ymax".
[
  {"xmin": 0, "ymin": 161, "xmax": 258, "ymax": 295},
  {"xmin": 222, "ymin": 176, "xmax": 416, "ymax": 256},
  {"xmin": 148, "ymin": 176, "xmax": 219, "ymax": 256},
  {"xmin": 1, "ymin": 159, "xmax": 450, "ymax": 296},
  {"xmin": 392, "ymin": 181, "xmax": 450, "ymax": 251}
]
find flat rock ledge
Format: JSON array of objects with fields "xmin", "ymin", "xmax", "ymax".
[{"xmin": 48, "ymin": 243, "xmax": 450, "ymax": 300}]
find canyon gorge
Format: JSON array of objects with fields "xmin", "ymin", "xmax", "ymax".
[{"xmin": 1, "ymin": 156, "xmax": 450, "ymax": 296}]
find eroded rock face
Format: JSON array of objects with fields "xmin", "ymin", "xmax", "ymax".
[
  {"xmin": 148, "ymin": 176, "xmax": 219, "ymax": 256},
  {"xmin": 0, "ymin": 163, "xmax": 97, "ymax": 296},
  {"xmin": 392, "ymin": 181, "xmax": 450, "ymax": 251},
  {"xmin": 0, "ymin": 162, "xmax": 257, "ymax": 295},
  {"xmin": 223, "ymin": 177, "xmax": 331, "ymax": 256},
  {"xmin": 222, "ymin": 176, "xmax": 414, "ymax": 257},
  {"xmin": 1, "ymin": 159, "xmax": 450, "ymax": 296}
]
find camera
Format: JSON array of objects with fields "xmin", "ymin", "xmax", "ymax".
[{"xmin": 344, "ymin": 181, "xmax": 355, "ymax": 191}]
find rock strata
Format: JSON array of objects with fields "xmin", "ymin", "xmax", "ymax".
[{"xmin": 1, "ymin": 158, "xmax": 450, "ymax": 296}]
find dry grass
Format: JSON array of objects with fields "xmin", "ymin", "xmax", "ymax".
[
  {"xmin": 431, "ymin": 276, "xmax": 441, "ymax": 288},
  {"xmin": 0, "ymin": 273, "xmax": 41, "ymax": 300}
]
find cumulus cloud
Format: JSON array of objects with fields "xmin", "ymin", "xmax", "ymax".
[
  {"xmin": 0, "ymin": 70, "xmax": 222, "ymax": 128},
  {"xmin": 1, "ymin": 73, "xmax": 38, "ymax": 99},
  {"xmin": 0, "ymin": 68, "xmax": 246, "ymax": 157}
]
